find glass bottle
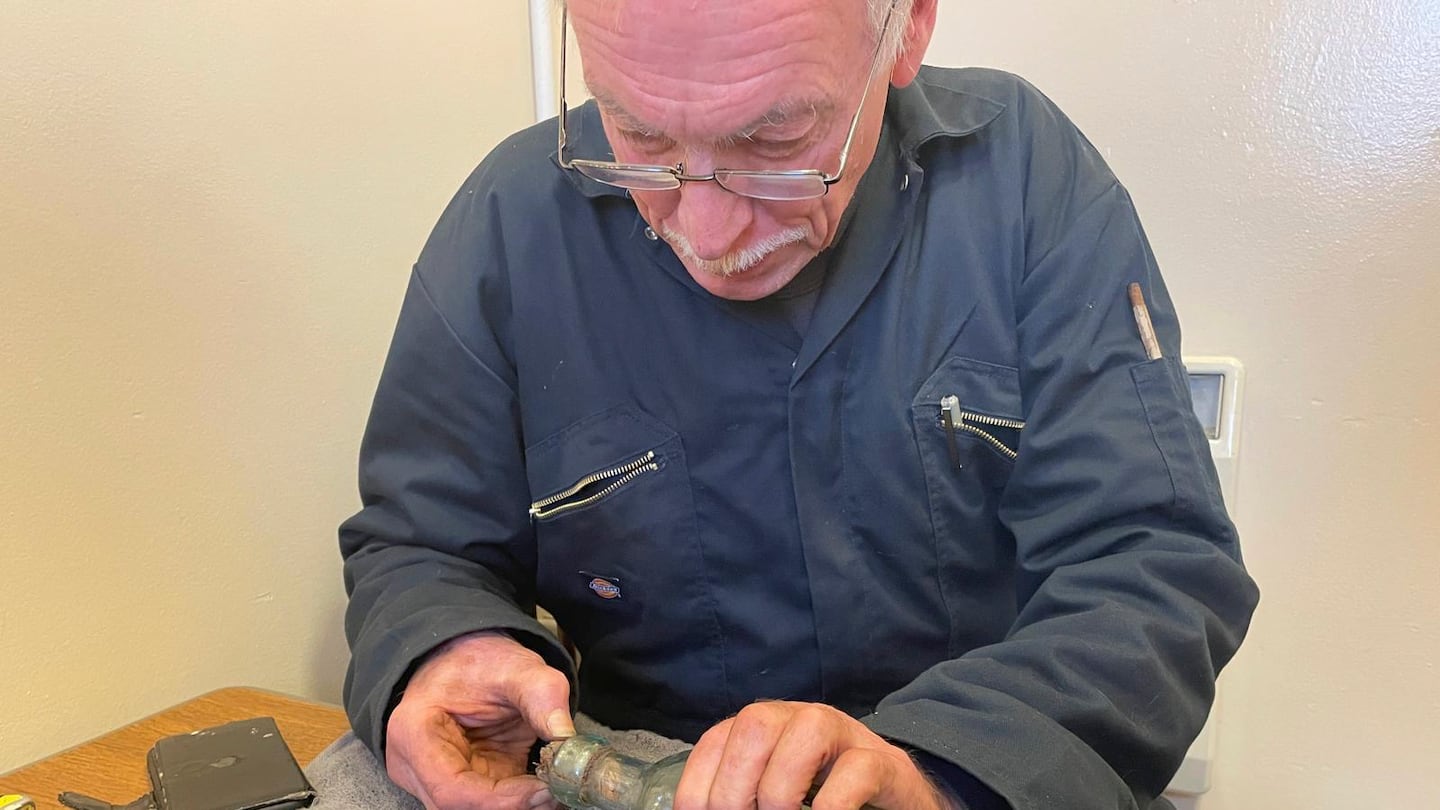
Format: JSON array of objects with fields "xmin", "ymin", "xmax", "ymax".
[{"xmin": 538, "ymin": 734, "xmax": 690, "ymax": 810}]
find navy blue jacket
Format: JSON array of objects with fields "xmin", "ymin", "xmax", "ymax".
[{"xmin": 341, "ymin": 67, "xmax": 1259, "ymax": 810}]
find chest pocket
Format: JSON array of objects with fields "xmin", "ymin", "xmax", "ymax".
[
  {"xmin": 526, "ymin": 405, "xmax": 692, "ymax": 628},
  {"xmin": 912, "ymin": 356, "xmax": 1025, "ymax": 485},
  {"xmin": 910, "ymin": 357, "xmax": 1024, "ymax": 651},
  {"xmin": 524, "ymin": 405, "xmax": 723, "ymax": 719}
]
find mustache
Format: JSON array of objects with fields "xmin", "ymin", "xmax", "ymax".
[{"xmin": 658, "ymin": 224, "xmax": 813, "ymax": 278}]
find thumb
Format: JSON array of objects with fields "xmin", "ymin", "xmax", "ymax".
[{"xmin": 506, "ymin": 658, "xmax": 575, "ymax": 740}]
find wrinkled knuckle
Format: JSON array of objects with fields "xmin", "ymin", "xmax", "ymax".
[
  {"xmin": 809, "ymin": 786, "xmax": 858, "ymax": 810},
  {"xmin": 710, "ymin": 783, "xmax": 754, "ymax": 810},
  {"xmin": 734, "ymin": 701, "xmax": 776, "ymax": 724},
  {"xmin": 882, "ymin": 744, "xmax": 919, "ymax": 776},
  {"xmin": 820, "ymin": 750, "xmax": 883, "ymax": 808},
  {"xmin": 501, "ymin": 668, "xmax": 531, "ymax": 695},
  {"xmin": 842, "ymin": 746, "xmax": 887, "ymax": 777},
  {"xmin": 792, "ymin": 703, "xmax": 837, "ymax": 733},
  {"xmin": 756, "ymin": 783, "xmax": 799, "ymax": 810},
  {"xmin": 535, "ymin": 662, "xmax": 572, "ymax": 695},
  {"xmin": 735, "ymin": 702, "xmax": 788, "ymax": 733}
]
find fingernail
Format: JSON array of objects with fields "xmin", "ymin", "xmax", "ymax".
[
  {"xmin": 546, "ymin": 709, "xmax": 575, "ymax": 738},
  {"xmin": 529, "ymin": 788, "xmax": 554, "ymax": 809}
]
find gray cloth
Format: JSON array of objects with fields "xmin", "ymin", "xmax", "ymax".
[
  {"xmin": 305, "ymin": 715, "xmax": 690, "ymax": 810},
  {"xmin": 305, "ymin": 732, "xmax": 420, "ymax": 810}
]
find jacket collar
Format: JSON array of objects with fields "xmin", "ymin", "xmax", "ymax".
[{"xmin": 890, "ymin": 66, "xmax": 1006, "ymax": 156}]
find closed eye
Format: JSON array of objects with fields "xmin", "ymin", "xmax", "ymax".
[
  {"xmin": 743, "ymin": 131, "xmax": 820, "ymax": 160},
  {"xmin": 619, "ymin": 129, "xmax": 676, "ymax": 155}
]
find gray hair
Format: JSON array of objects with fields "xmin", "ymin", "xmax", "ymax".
[
  {"xmin": 870, "ymin": 0, "xmax": 918, "ymax": 70},
  {"xmin": 557, "ymin": 0, "xmax": 918, "ymax": 70}
]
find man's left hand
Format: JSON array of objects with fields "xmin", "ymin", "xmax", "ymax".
[{"xmin": 673, "ymin": 701, "xmax": 956, "ymax": 810}]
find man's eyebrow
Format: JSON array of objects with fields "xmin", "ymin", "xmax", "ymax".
[
  {"xmin": 591, "ymin": 91, "xmax": 657, "ymax": 134},
  {"xmin": 590, "ymin": 89, "xmax": 836, "ymax": 146},
  {"xmin": 728, "ymin": 98, "xmax": 834, "ymax": 144}
]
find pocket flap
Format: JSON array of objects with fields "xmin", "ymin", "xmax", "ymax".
[
  {"xmin": 913, "ymin": 356, "xmax": 1023, "ymax": 420},
  {"xmin": 525, "ymin": 405, "xmax": 678, "ymax": 498}
]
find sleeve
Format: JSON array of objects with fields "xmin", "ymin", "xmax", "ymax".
[
  {"xmin": 863, "ymin": 84, "xmax": 1260, "ymax": 809},
  {"xmin": 338, "ymin": 180, "xmax": 574, "ymax": 756}
]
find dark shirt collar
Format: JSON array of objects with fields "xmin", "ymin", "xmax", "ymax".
[{"xmin": 890, "ymin": 66, "xmax": 1007, "ymax": 154}]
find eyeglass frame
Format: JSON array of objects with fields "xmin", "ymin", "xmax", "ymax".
[{"xmin": 555, "ymin": 1, "xmax": 900, "ymax": 201}]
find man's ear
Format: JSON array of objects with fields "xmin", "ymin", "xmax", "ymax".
[{"xmin": 889, "ymin": 0, "xmax": 938, "ymax": 87}]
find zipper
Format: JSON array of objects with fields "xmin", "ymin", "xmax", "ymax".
[
  {"xmin": 939, "ymin": 395, "xmax": 1025, "ymax": 463},
  {"xmin": 529, "ymin": 450, "xmax": 660, "ymax": 521}
]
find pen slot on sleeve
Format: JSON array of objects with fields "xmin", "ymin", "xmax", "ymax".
[{"xmin": 1128, "ymin": 282, "xmax": 1163, "ymax": 361}]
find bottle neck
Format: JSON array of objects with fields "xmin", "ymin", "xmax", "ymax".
[{"xmin": 539, "ymin": 735, "xmax": 652, "ymax": 810}]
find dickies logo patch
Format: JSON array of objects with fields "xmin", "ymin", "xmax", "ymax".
[{"xmin": 587, "ymin": 576, "xmax": 621, "ymax": 600}]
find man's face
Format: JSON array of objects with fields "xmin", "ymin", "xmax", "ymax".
[{"xmin": 569, "ymin": 0, "xmax": 892, "ymax": 301}]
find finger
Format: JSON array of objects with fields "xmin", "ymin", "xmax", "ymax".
[
  {"xmin": 526, "ymin": 786, "xmax": 557, "ymax": 810},
  {"xmin": 709, "ymin": 704, "xmax": 791, "ymax": 810},
  {"xmin": 404, "ymin": 710, "xmax": 503, "ymax": 804},
  {"xmin": 426, "ymin": 771, "xmax": 546, "ymax": 810},
  {"xmin": 410, "ymin": 745, "xmax": 552, "ymax": 810},
  {"xmin": 757, "ymin": 706, "xmax": 843, "ymax": 810},
  {"xmin": 384, "ymin": 706, "xmax": 456, "ymax": 796},
  {"xmin": 808, "ymin": 747, "xmax": 888, "ymax": 810},
  {"xmin": 816, "ymin": 745, "xmax": 948, "ymax": 810},
  {"xmin": 392, "ymin": 707, "xmax": 543, "ymax": 810},
  {"xmin": 502, "ymin": 659, "xmax": 575, "ymax": 739},
  {"xmin": 674, "ymin": 717, "xmax": 733, "ymax": 810}
]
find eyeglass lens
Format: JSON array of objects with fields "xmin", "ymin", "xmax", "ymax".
[
  {"xmin": 573, "ymin": 163, "xmax": 681, "ymax": 192},
  {"xmin": 717, "ymin": 171, "xmax": 828, "ymax": 201},
  {"xmin": 574, "ymin": 163, "xmax": 828, "ymax": 201}
]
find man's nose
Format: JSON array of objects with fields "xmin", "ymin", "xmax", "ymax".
[{"xmin": 671, "ymin": 166, "xmax": 753, "ymax": 261}]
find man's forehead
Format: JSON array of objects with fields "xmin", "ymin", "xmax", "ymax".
[
  {"xmin": 568, "ymin": 0, "xmax": 868, "ymax": 140},
  {"xmin": 566, "ymin": 0, "xmax": 868, "ymax": 65},
  {"xmin": 566, "ymin": 0, "xmax": 857, "ymax": 21}
]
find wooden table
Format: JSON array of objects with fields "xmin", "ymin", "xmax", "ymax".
[{"xmin": 0, "ymin": 686, "xmax": 352, "ymax": 810}]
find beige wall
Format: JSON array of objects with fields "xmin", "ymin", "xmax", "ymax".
[
  {"xmin": 927, "ymin": 1, "xmax": 1440, "ymax": 807},
  {"xmin": 0, "ymin": 2, "xmax": 535, "ymax": 769},
  {"xmin": 4, "ymin": 0, "xmax": 1438, "ymax": 806}
]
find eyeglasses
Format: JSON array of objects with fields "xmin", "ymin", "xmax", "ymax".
[{"xmin": 556, "ymin": 2, "xmax": 898, "ymax": 202}]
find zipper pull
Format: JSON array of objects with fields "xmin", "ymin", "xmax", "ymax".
[{"xmin": 940, "ymin": 395, "xmax": 962, "ymax": 470}]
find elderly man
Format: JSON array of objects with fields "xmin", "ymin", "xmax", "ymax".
[{"xmin": 339, "ymin": 1, "xmax": 1259, "ymax": 809}]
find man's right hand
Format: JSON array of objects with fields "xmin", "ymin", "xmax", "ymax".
[{"xmin": 384, "ymin": 630, "xmax": 575, "ymax": 810}]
